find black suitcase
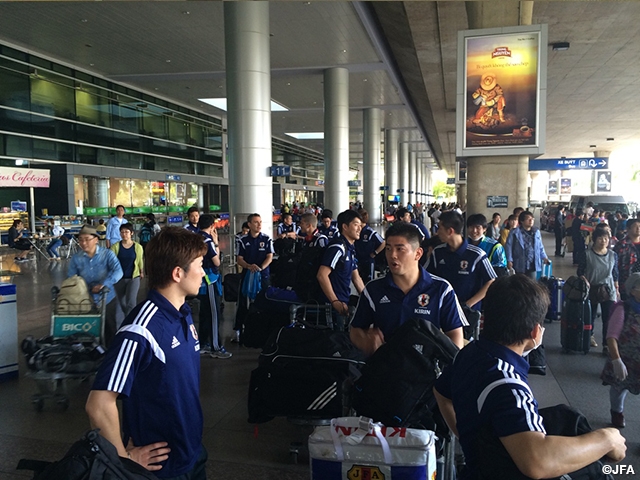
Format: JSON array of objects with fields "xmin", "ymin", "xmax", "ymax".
[
  {"xmin": 241, "ymin": 303, "xmax": 291, "ymax": 349},
  {"xmin": 248, "ymin": 323, "xmax": 365, "ymax": 423},
  {"xmin": 270, "ymin": 252, "xmax": 300, "ymax": 289},
  {"xmin": 561, "ymin": 299, "xmax": 592, "ymax": 354}
]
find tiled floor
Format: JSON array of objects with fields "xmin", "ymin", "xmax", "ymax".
[{"xmin": 0, "ymin": 229, "xmax": 638, "ymax": 479}]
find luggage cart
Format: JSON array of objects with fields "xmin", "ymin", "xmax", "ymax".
[{"xmin": 24, "ymin": 286, "xmax": 107, "ymax": 411}]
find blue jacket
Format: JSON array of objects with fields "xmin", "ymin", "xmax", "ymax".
[{"xmin": 505, "ymin": 226, "xmax": 548, "ymax": 274}]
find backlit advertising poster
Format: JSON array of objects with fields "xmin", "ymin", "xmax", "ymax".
[
  {"xmin": 548, "ymin": 180, "xmax": 558, "ymax": 195},
  {"xmin": 560, "ymin": 178, "xmax": 571, "ymax": 195},
  {"xmin": 457, "ymin": 25, "xmax": 547, "ymax": 157}
]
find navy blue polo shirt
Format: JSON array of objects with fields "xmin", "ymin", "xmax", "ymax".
[
  {"xmin": 200, "ymin": 231, "xmax": 219, "ymax": 274},
  {"xmin": 238, "ymin": 232, "xmax": 274, "ymax": 283},
  {"xmin": 426, "ymin": 240, "xmax": 497, "ymax": 309},
  {"xmin": 184, "ymin": 223, "xmax": 199, "ymax": 234},
  {"xmin": 351, "ymin": 268, "xmax": 466, "ymax": 337},
  {"xmin": 354, "ymin": 225, "xmax": 384, "ymax": 262},
  {"xmin": 320, "ymin": 236, "xmax": 357, "ymax": 303},
  {"xmin": 302, "ymin": 230, "xmax": 328, "ymax": 249},
  {"xmin": 411, "ymin": 219, "xmax": 430, "ymax": 239},
  {"xmin": 277, "ymin": 222, "xmax": 296, "ymax": 236},
  {"xmin": 92, "ymin": 290, "xmax": 203, "ymax": 478},
  {"xmin": 435, "ymin": 339, "xmax": 546, "ymax": 479},
  {"xmin": 318, "ymin": 224, "xmax": 339, "ymax": 239}
]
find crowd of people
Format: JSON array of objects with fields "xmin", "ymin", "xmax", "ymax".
[{"xmin": 49, "ymin": 198, "xmax": 636, "ymax": 479}]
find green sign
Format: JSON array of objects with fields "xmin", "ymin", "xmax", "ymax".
[
  {"xmin": 132, "ymin": 206, "xmax": 152, "ymax": 214},
  {"xmin": 209, "ymin": 205, "xmax": 221, "ymax": 211},
  {"xmin": 152, "ymin": 206, "xmax": 167, "ymax": 214},
  {"xmin": 84, "ymin": 207, "xmax": 97, "ymax": 215},
  {"xmin": 96, "ymin": 207, "xmax": 110, "ymax": 215},
  {"xmin": 168, "ymin": 206, "xmax": 183, "ymax": 213}
]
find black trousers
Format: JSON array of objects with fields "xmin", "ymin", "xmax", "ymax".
[{"xmin": 554, "ymin": 227, "xmax": 564, "ymax": 255}]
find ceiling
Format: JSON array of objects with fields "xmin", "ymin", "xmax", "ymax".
[{"xmin": 0, "ymin": 1, "xmax": 638, "ymax": 177}]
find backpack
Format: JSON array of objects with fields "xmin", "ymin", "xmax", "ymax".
[
  {"xmin": 293, "ymin": 245, "xmax": 324, "ymax": 302},
  {"xmin": 138, "ymin": 224, "xmax": 153, "ymax": 245},
  {"xmin": 563, "ymin": 275, "xmax": 590, "ymax": 302},
  {"xmin": 17, "ymin": 429, "xmax": 158, "ymax": 480},
  {"xmin": 57, "ymin": 276, "xmax": 93, "ymax": 314}
]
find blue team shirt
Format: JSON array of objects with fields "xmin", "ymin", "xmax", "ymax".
[
  {"xmin": 184, "ymin": 224, "xmax": 199, "ymax": 234},
  {"xmin": 238, "ymin": 232, "xmax": 275, "ymax": 283},
  {"xmin": 351, "ymin": 268, "xmax": 466, "ymax": 337},
  {"xmin": 320, "ymin": 236, "xmax": 358, "ymax": 303},
  {"xmin": 473, "ymin": 236, "xmax": 507, "ymax": 268},
  {"xmin": 92, "ymin": 290, "xmax": 203, "ymax": 478},
  {"xmin": 411, "ymin": 219, "xmax": 430, "ymax": 239},
  {"xmin": 355, "ymin": 225, "xmax": 383, "ymax": 260},
  {"xmin": 435, "ymin": 339, "xmax": 546, "ymax": 479},
  {"xmin": 200, "ymin": 231, "xmax": 219, "ymax": 274},
  {"xmin": 277, "ymin": 222, "xmax": 296, "ymax": 236},
  {"xmin": 426, "ymin": 240, "xmax": 497, "ymax": 309},
  {"xmin": 318, "ymin": 224, "xmax": 339, "ymax": 239}
]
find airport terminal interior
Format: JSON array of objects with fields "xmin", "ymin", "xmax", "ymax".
[
  {"xmin": 0, "ymin": 230, "xmax": 639, "ymax": 479},
  {"xmin": 1, "ymin": 0, "xmax": 640, "ymax": 478}
]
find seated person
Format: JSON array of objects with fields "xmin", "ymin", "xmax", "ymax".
[
  {"xmin": 8, "ymin": 219, "xmax": 31, "ymax": 262},
  {"xmin": 434, "ymin": 275, "xmax": 626, "ymax": 479},
  {"xmin": 96, "ymin": 218, "xmax": 107, "ymax": 241}
]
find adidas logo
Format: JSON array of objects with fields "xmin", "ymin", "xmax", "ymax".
[
  {"xmin": 307, "ymin": 382, "xmax": 337, "ymax": 411},
  {"xmin": 380, "ymin": 295, "xmax": 391, "ymax": 304},
  {"xmin": 439, "ymin": 259, "xmax": 446, "ymax": 264},
  {"xmin": 332, "ymin": 352, "xmax": 342, "ymax": 358},
  {"xmin": 171, "ymin": 336, "xmax": 181, "ymax": 349},
  {"xmin": 413, "ymin": 344, "xmax": 424, "ymax": 354}
]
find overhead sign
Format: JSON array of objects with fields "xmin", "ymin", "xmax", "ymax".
[
  {"xmin": 487, "ymin": 196, "xmax": 508, "ymax": 208},
  {"xmin": 397, "ymin": 188, "xmax": 405, "ymax": 193},
  {"xmin": 446, "ymin": 178, "xmax": 456, "ymax": 185},
  {"xmin": 0, "ymin": 167, "xmax": 50, "ymax": 188},
  {"xmin": 270, "ymin": 165, "xmax": 291, "ymax": 177},
  {"xmin": 166, "ymin": 174, "xmax": 182, "ymax": 181},
  {"xmin": 347, "ymin": 180, "xmax": 361, "ymax": 187},
  {"xmin": 529, "ymin": 157, "xmax": 608, "ymax": 171},
  {"xmin": 380, "ymin": 186, "xmax": 389, "ymax": 191}
]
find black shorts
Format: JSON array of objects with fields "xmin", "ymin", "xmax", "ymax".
[{"xmin": 13, "ymin": 240, "xmax": 31, "ymax": 251}]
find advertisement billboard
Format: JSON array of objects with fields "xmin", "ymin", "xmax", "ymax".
[
  {"xmin": 596, "ymin": 171, "xmax": 612, "ymax": 193},
  {"xmin": 457, "ymin": 25, "xmax": 547, "ymax": 157},
  {"xmin": 560, "ymin": 178, "xmax": 572, "ymax": 195}
]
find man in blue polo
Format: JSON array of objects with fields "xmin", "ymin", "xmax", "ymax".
[
  {"xmin": 318, "ymin": 210, "xmax": 339, "ymax": 239},
  {"xmin": 234, "ymin": 213, "xmax": 274, "ymax": 338},
  {"xmin": 396, "ymin": 206, "xmax": 430, "ymax": 240},
  {"xmin": 105, "ymin": 205, "xmax": 128, "ymax": 248},
  {"xmin": 426, "ymin": 210, "xmax": 496, "ymax": 310},
  {"xmin": 354, "ymin": 208, "xmax": 385, "ymax": 284},
  {"xmin": 86, "ymin": 227, "xmax": 209, "ymax": 479},
  {"xmin": 317, "ymin": 209, "xmax": 365, "ymax": 329},
  {"xmin": 350, "ymin": 222, "xmax": 465, "ymax": 355}
]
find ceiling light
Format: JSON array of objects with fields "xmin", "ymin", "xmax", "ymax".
[
  {"xmin": 199, "ymin": 98, "xmax": 289, "ymax": 112},
  {"xmin": 363, "ymin": 79, "xmax": 367, "ymax": 82},
  {"xmin": 287, "ymin": 82, "xmax": 291, "ymax": 86},
  {"xmin": 551, "ymin": 42, "xmax": 570, "ymax": 51},
  {"xmin": 342, "ymin": 49, "xmax": 347, "ymax": 53},
  {"xmin": 166, "ymin": 60, "xmax": 171, "ymax": 63},
  {"xmin": 285, "ymin": 132, "xmax": 324, "ymax": 140},
  {"xmin": 81, "ymin": 19, "xmax": 88, "ymax": 23},
  {"xmin": 590, "ymin": 144, "xmax": 596, "ymax": 148},
  {"xmin": 607, "ymin": 138, "xmax": 614, "ymax": 141},
  {"xmin": 182, "ymin": 11, "xmax": 190, "ymax": 15}
]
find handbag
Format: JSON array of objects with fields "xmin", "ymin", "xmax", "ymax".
[{"xmin": 589, "ymin": 283, "xmax": 611, "ymax": 303}]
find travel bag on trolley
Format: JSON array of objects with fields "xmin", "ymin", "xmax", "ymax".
[{"xmin": 309, "ymin": 416, "xmax": 437, "ymax": 480}]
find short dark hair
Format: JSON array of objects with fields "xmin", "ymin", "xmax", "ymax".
[
  {"xmin": 592, "ymin": 228, "xmax": 610, "ymax": 241},
  {"xmin": 439, "ymin": 211, "xmax": 464, "ymax": 235},
  {"xmin": 197, "ymin": 214, "xmax": 215, "ymax": 230},
  {"xmin": 357, "ymin": 208, "xmax": 369, "ymax": 222},
  {"xmin": 322, "ymin": 209, "xmax": 334, "ymax": 220},
  {"xmin": 300, "ymin": 213, "xmax": 318, "ymax": 228},
  {"xmin": 627, "ymin": 218, "xmax": 640, "ymax": 230},
  {"xmin": 518, "ymin": 210, "xmax": 533, "ymax": 224},
  {"xmin": 281, "ymin": 213, "xmax": 292, "ymax": 222},
  {"xmin": 116, "ymin": 205, "xmax": 125, "ymax": 211},
  {"xmin": 247, "ymin": 213, "xmax": 261, "ymax": 222},
  {"xmin": 513, "ymin": 207, "xmax": 525, "ymax": 215},
  {"xmin": 119, "ymin": 223, "xmax": 134, "ymax": 233},
  {"xmin": 145, "ymin": 227, "xmax": 207, "ymax": 291},
  {"xmin": 482, "ymin": 275, "xmax": 549, "ymax": 346},
  {"xmin": 385, "ymin": 222, "xmax": 422, "ymax": 249},
  {"xmin": 507, "ymin": 214, "xmax": 518, "ymax": 222},
  {"xmin": 187, "ymin": 206, "xmax": 199, "ymax": 215},
  {"xmin": 241, "ymin": 221, "xmax": 250, "ymax": 230},
  {"xmin": 396, "ymin": 207, "xmax": 410, "ymax": 221},
  {"xmin": 492, "ymin": 212, "xmax": 501, "ymax": 220},
  {"xmin": 337, "ymin": 209, "xmax": 362, "ymax": 233},
  {"xmin": 467, "ymin": 213, "xmax": 487, "ymax": 228}
]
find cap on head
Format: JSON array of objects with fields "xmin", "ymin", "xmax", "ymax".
[{"xmin": 79, "ymin": 225, "xmax": 99, "ymax": 238}]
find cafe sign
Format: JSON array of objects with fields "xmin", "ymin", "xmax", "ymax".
[{"xmin": 0, "ymin": 167, "xmax": 50, "ymax": 188}]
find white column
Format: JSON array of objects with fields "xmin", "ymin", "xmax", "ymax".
[
  {"xmin": 398, "ymin": 143, "xmax": 409, "ymax": 206},
  {"xmin": 363, "ymin": 108, "xmax": 381, "ymax": 223}
]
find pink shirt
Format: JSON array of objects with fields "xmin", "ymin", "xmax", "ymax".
[{"xmin": 606, "ymin": 301, "xmax": 625, "ymax": 340}]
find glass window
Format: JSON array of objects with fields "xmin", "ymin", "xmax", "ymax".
[
  {"xmin": 142, "ymin": 105, "xmax": 167, "ymax": 139},
  {"xmin": 109, "ymin": 178, "xmax": 132, "ymax": 207},
  {"xmin": 131, "ymin": 179, "xmax": 151, "ymax": 207},
  {"xmin": 30, "ymin": 74, "xmax": 75, "ymax": 120},
  {"xmin": 75, "ymin": 86, "xmax": 112, "ymax": 128}
]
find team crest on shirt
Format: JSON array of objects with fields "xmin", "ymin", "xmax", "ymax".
[
  {"xmin": 190, "ymin": 324, "xmax": 199, "ymax": 341},
  {"xmin": 460, "ymin": 260, "xmax": 468, "ymax": 270},
  {"xmin": 417, "ymin": 294, "xmax": 430, "ymax": 307},
  {"xmin": 259, "ymin": 242, "xmax": 265, "ymax": 248}
]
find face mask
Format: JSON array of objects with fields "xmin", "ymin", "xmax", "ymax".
[{"xmin": 522, "ymin": 326, "xmax": 545, "ymax": 357}]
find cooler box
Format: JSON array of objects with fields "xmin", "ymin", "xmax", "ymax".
[
  {"xmin": 309, "ymin": 416, "xmax": 437, "ymax": 480},
  {"xmin": 0, "ymin": 284, "xmax": 18, "ymax": 381}
]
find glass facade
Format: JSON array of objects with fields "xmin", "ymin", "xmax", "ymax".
[{"xmin": 0, "ymin": 45, "xmax": 223, "ymax": 175}]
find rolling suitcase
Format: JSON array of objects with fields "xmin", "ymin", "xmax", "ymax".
[
  {"xmin": 561, "ymin": 299, "xmax": 592, "ymax": 354},
  {"xmin": 539, "ymin": 276, "xmax": 564, "ymax": 322}
]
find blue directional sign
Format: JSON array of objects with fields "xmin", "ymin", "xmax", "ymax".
[
  {"xmin": 269, "ymin": 165, "xmax": 291, "ymax": 177},
  {"xmin": 528, "ymin": 157, "xmax": 608, "ymax": 171},
  {"xmin": 348, "ymin": 180, "xmax": 362, "ymax": 187}
]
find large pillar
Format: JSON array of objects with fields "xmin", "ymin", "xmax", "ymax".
[
  {"xmin": 363, "ymin": 108, "xmax": 381, "ymax": 223},
  {"xmin": 225, "ymin": 2, "xmax": 273, "ymax": 229},
  {"xmin": 464, "ymin": 1, "xmax": 532, "ymax": 219},
  {"xmin": 87, "ymin": 177, "xmax": 108, "ymax": 207},
  {"xmin": 409, "ymin": 151, "xmax": 417, "ymax": 205},
  {"xmin": 398, "ymin": 142, "xmax": 409, "ymax": 206},
  {"xmin": 385, "ymin": 129, "xmax": 398, "ymax": 206},
  {"xmin": 416, "ymin": 159, "xmax": 422, "ymax": 205},
  {"xmin": 324, "ymin": 67, "xmax": 350, "ymax": 214}
]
